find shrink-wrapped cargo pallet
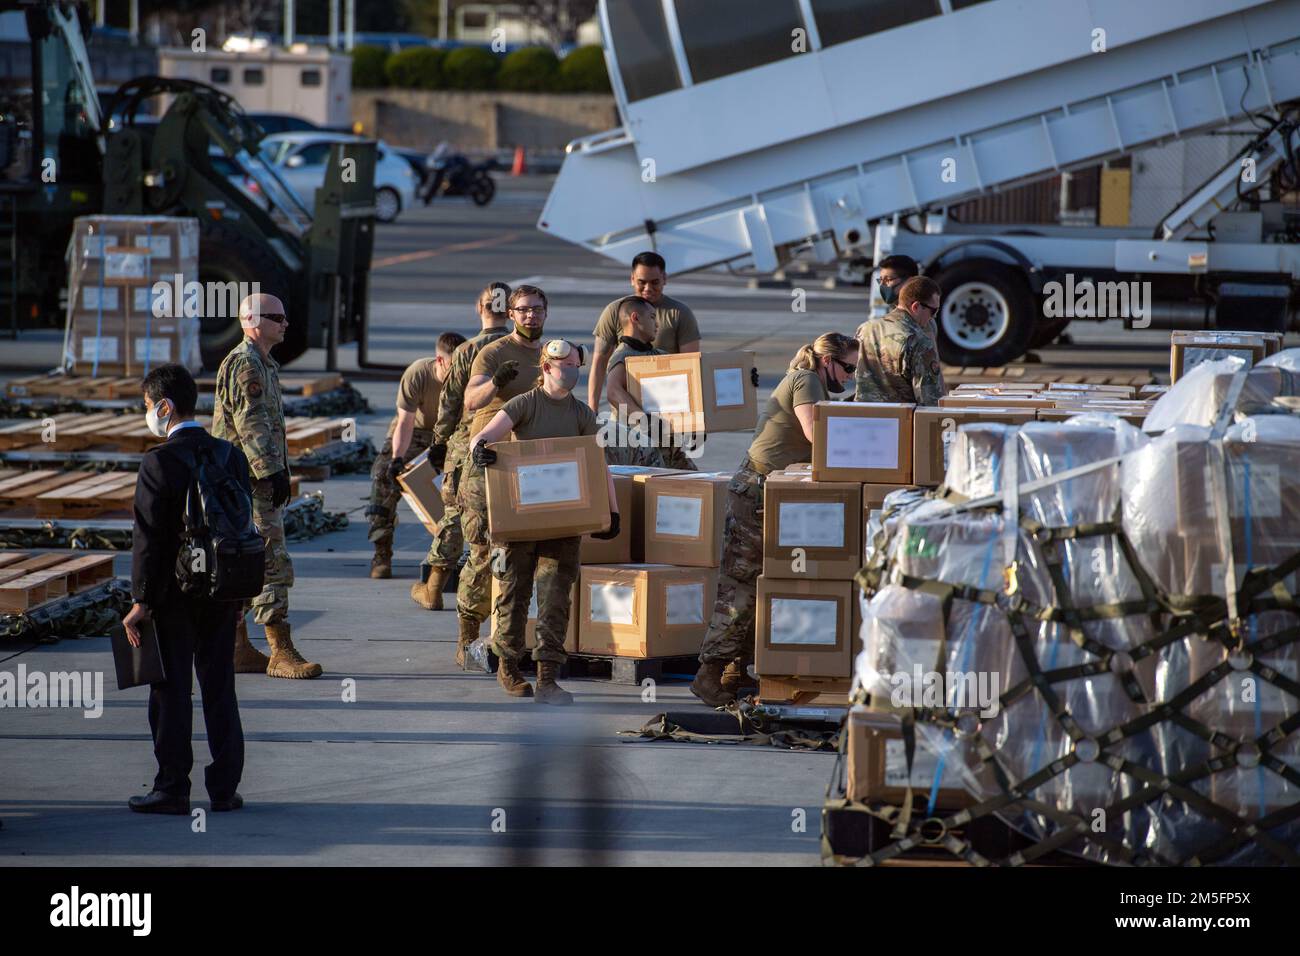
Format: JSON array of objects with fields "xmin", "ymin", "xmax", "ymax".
[{"xmin": 837, "ymin": 374, "xmax": 1300, "ymax": 866}]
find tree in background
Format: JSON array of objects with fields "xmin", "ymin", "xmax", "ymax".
[
  {"xmin": 351, "ymin": 45, "xmax": 391, "ymax": 89},
  {"xmin": 556, "ymin": 45, "xmax": 609, "ymax": 93},
  {"xmin": 385, "ymin": 47, "xmax": 447, "ymax": 88},
  {"xmin": 518, "ymin": 0, "xmax": 599, "ymax": 49}
]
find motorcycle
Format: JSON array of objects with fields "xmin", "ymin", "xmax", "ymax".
[{"xmin": 419, "ymin": 143, "xmax": 496, "ymax": 207}]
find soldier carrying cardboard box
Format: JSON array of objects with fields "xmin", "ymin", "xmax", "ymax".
[
  {"xmin": 471, "ymin": 339, "xmax": 621, "ymax": 704},
  {"xmin": 691, "ymin": 333, "xmax": 860, "ymax": 707}
]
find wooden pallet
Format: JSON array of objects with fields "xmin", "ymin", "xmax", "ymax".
[
  {"xmin": 3, "ymin": 375, "xmax": 141, "ymax": 400},
  {"xmin": 0, "ymin": 414, "xmax": 346, "ymax": 455},
  {"xmin": 35, "ymin": 471, "xmax": 139, "ymax": 518},
  {"xmin": 942, "ymin": 365, "xmax": 1156, "ymax": 387},
  {"xmin": 561, "ymin": 653, "xmax": 702, "ymax": 685},
  {"xmin": 0, "ymin": 470, "xmax": 93, "ymax": 511},
  {"xmin": 0, "ymin": 551, "xmax": 117, "ymax": 613},
  {"xmin": 757, "ymin": 675, "xmax": 852, "ymax": 706},
  {"xmin": 194, "ymin": 371, "xmax": 345, "ymax": 397}
]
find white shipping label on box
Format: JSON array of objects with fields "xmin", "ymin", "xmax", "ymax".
[
  {"xmin": 664, "ymin": 582, "xmax": 705, "ymax": 625},
  {"xmin": 82, "ymin": 234, "xmax": 119, "ymax": 258},
  {"xmin": 79, "ymin": 336, "xmax": 119, "ymax": 362},
  {"xmin": 826, "ymin": 416, "xmax": 900, "ymax": 470},
  {"xmin": 515, "ymin": 461, "xmax": 581, "ymax": 507},
  {"xmin": 132, "ymin": 286, "xmax": 155, "ymax": 312},
  {"xmin": 640, "ymin": 373, "xmax": 692, "ymax": 415},
  {"xmin": 769, "ymin": 597, "xmax": 839, "ymax": 645},
  {"xmin": 588, "ymin": 582, "xmax": 636, "ymax": 626},
  {"xmin": 135, "ymin": 337, "xmax": 173, "ymax": 363},
  {"xmin": 777, "ymin": 501, "xmax": 845, "ymax": 548},
  {"xmin": 712, "ymin": 367, "xmax": 745, "ymax": 407},
  {"xmin": 104, "ymin": 251, "xmax": 149, "ymax": 281},
  {"xmin": 655, "ymin": 494, "xmax": 703, "ymax": 538},
  {"xmin": 884, "ymin": 739, "xmax": 959, "ymax": 789},
  {"xmin": 1184, "ymin": 346, "xmax": 1254, "ymax": 371},
  {"xmin": 134, "ymin": 234, "xmax": 172, "ymax": 258},
  {"xmin": 81, "ymin": 286, "xmax": 120, "ymax": 311}
]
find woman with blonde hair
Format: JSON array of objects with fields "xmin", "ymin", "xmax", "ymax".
[{"xmin": 691, "ymin": 332, "xmax": 859, "ymax": 706}]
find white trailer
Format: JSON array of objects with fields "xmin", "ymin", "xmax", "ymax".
[{"xmin": 540, "ymin": 0, "xmax": 1300, "ymax": 365}]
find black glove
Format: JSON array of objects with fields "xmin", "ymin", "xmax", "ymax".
[
  {"xmin": 750, "ymin": 367, "xmax": 760, "ymax": 387},
  {"xmin": 491, "ymin": 359, "xmax": 520, "ymax": 388},
  {"xmin": 590, "ymin": 512, "xmax": 621, "ymax": 540},
  {"xmin": 472, "ymin": 442, "xmax": 497, "ymax": 468},
  {"xmin": 428, "ymin": 443, "xmax": 448, "ymax": 471},
  {"xmin": 268, "ymin": 469, "xmax": 292, "ymax": 508},
  {"xmin": 385, "ymin": 456, "xmax": 406, "ymax": 481}
]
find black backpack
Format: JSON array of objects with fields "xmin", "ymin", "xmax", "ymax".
[{"xmin": 173, "ymin": 442, "xmax": 266, "ymax": 602}]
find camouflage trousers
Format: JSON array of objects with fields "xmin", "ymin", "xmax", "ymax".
[
  {"xmin": 456, "ymin": 459, "xmax": 492, "ymax": 627},
  {"xmin": 367, "ymin": 428, "xmax": 433, "ymax": 558},
  {"xmin": 248, "ymin": 482, "xmax": 294, "ymax": 627},
  {"xmin": 429, "ymin": 448, "xmax": 466, "ymax": 569},
  {"xmin": 492, "ymin": 536, "xmax": 581, "ymax": 664},
  {"xmin": 698, "ymin": 460, "xmax": 767, "ymax": 665}
]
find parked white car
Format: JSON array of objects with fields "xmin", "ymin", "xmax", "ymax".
[{"xmin": 258, "ymin": 132, "xmax": 417, "ymax": 223}]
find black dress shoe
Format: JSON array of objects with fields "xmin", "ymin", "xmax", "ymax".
[
  {"xmin": 210, "ymin": 792, "xmax": 244, "ymax": 812},
  {"xmin": 128, "ymin": 791, "xmax": 190, "ymax": 815}
]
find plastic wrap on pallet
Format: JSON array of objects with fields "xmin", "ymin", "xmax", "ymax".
[
  {"xmin": 1143, "ymin": 358, "xmax": 1300, "ymax": 433},
  {"xmin": 62, "ymin": 215, "xmax": 202, "ymax": 376},
  {"xmin": 854, "ymin": 397, "xmax": 1299, "ymax": 864},
  {"xmin": 1259, "ymin": 347, "xmax": 1300, "ymax": 372}
]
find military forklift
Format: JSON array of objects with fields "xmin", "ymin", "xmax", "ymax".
[{"xmin": 0, "ymin": 0, "xmax": 376, "ymax": 369}]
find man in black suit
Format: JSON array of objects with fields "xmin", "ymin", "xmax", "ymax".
[{"xmin": 123, "ymin": 364, "xmax": 248, "ymax": 815}]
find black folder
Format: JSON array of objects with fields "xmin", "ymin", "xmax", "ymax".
[{"xmin": 111, "ymin": 618, "xmax": 166, "ymax": 690}]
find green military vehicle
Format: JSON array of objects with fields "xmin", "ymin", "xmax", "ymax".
[{"xmin": 0, "ymin": 0, "xmax": 375, "ymax": 368}]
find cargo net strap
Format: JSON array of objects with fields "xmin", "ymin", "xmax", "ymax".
[{"xmin": 833, "ymin": 463, "xmax": 1300, "ymax": 867}]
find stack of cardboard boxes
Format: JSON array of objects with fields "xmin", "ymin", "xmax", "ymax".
[
  {"xmin": 1169, "ymin": 329, "xmax": 1283, "ymax": 382},
  {"xmin": 63, "ymin": 215, "xmax": 202, "ymax": 375}
]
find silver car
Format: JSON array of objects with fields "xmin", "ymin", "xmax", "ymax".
[{"xmin": 259, "ymin": 132, "xmax": 417, "ymax": 223}]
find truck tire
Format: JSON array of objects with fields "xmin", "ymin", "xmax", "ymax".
[
  {"xmin": 198, "ymin": 218, "xmax": 304, "ymax": 369},
  {"xmin": 932, "ymin": 260, "xmax": 1036, "ymax": 367}
]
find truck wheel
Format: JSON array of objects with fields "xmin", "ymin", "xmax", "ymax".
[
  {"xmin": 932, "ymin": 260, "xmax": 1035, "ymax": 367},
  {"xmin": 1029, "ymin": 315, "xmax": 1072, "ymax": 349},
  {"xmin": 198, "ymin": 218, "xmax": 303, "ymax": 369}
]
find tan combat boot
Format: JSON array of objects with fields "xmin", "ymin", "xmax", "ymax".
[
  {"xmin": 233, "ymin": 617, "xmax": 270, "ymax": 674},
  {"xmin": 690, "ymin": 660, "xmax": 734, "ymax": 707},
  {"xmin": 456, "ymin": 616, "xmax": 478, "ymax": 669},
  {"xmin": 265, "ymin": 623, "xmax": 323, "ymax": 679},
  {"xmin": 409, "ymin": 566, "xmax": 447, "ymax": 610},
  {"xmin": 535, "ymin": 660, "xmax": 573, "ymax": 706},
  {"xmin": 370, "ymin": 544, "xmax": 392, "ymax": 579},
  {"xmin": 720, "ymin": 660, "xmax": 753, "ymax": 697},
  {"xmin": 496, "ymin": 655, "xmax": 533, "ymax": 698}
]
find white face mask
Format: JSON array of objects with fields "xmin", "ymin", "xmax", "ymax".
[{"xmin": 145, "ymin": 401, "xmax": 171, "ymax": 438}]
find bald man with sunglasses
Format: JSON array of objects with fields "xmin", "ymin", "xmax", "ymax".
[{"xmin": 212, "ymin": 293, "xmax": 322, "ymax": 681}]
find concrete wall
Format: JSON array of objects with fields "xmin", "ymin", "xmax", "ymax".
[{"xmin": 352, "ymin": 89, "xmax": 618, "ymax": 152}]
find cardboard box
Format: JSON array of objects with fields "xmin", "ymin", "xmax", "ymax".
[
  {"xmin": 642, "ymin": 472, "xmax": 731, "ymax": 567},
  {"xmin": 606, "ymin": 465, "xmax": 693, "ymax": 561},
  {"xmin": 783, "ymin": 462, "xmax": 813, "ymax": 475},
  {"xmin": 578, "ymin": 564, "xmax": 718, "ymax": 658},
  {"xmin": 1036, "ymin": 407, "xmax": 1147, "ymax": 428},
  {"xmin": 485, "ymin": 435, "xmax": 610, "ymax": 542},
  {"xmin": 938, "ymin": 394, "xmax": 1057, "ymax": 410},
  {"xmin": 1170, "ymin": 330, "xmax": 1270, "ymax": 381},
  {"xmin": 580, "ymin": 471, "xmax": 634, "ymax": 564},
  {"xmin": 490, "ymin": 575, "xmax": 579, "ymax": 654},
  {"xmin": 625, "ymin": 350, "xmax": 758, "ymax": 433},
  {"xmin": 954, "ymin": 382, "xmax": 1046, "ymax": 392},
  {"xmin": 754, "ymin": 576, "xmax": 856, "ymax": 678},
  {"xmin": 1043, "ymin": 383, "xmax": 1136, "ymax": 398},
  {"xmin": 812, "ymin": 402, "xmax": 913, "ymax": 484},
  {"xmin": 845, "ymin": 705, "xmax": 973, "ymax": 808},
  {"xmin": 762, "ymin": 474, "xmax": 862, "ymax": 580},
  {"xmin": 863, "ymin": 483, "xmax": 917, "ymax": 511},
  {"xmin": 912, "ymin": 407, "xmax": 1037, "ymax": 486},
  {"xmin": 397, "ymin": 449, "xmax": 446, "ymax": 535}
]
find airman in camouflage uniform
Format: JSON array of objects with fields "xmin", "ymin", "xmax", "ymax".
[
  {"xmin": 854, "ymin": 276, "xmax": 946, "ymax": 406},
  {"xmin": 413, "ymin": 283, "xmax": 511, "ymax": 619},
  {"xmin": 212, "ymin": 293, "xmax": 322, "ymax": 679}
]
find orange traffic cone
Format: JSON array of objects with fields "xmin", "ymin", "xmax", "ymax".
[{"xmin": 511, "ymin": 145, "xmax": 526, "ymax": 176}]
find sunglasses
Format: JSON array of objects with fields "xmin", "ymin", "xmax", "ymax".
[
  {"xmin": 257, "ymin": 313, "xmax": 289, "ymax": 325},
  {"xmin": 834, "ymin": 359, "xmax": 856, "ymax": 375}
]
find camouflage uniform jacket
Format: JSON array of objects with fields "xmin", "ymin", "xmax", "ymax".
[
  {"xmin": 854, "ymin": 308, "xmax": 946, "ymax": 406},
  {"xmin": 212, "ymin": 337, "xmax": 287, "ymax": 479},
  {"xmin": 433, "ymin": 327, "xmax": 510, "ymax": 463}
]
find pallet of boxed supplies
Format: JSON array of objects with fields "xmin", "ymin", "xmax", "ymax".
[
  {"xmin": 624, "ymin": 350, "xmax": 758, "ymax": 433},
  {"xmin": 1169, "ymin": 329, "xmax": 1280, "ymax": 382},
  {"xmin": 484, "ymin": 436, "xmax": 611, "ymax": 541},
  {"xmin": 839, "ymin": 367, "xmax": 1300, "ymax": 866},
  {"xmin": 62, "ymin": 216, "xmax": 201, "ymax": 375},
  {"xmin": 577, "ymin": 564, "xmax": 718, "ymax": 659},
  {"xmin": 812, "ymin": 401, "xmax": 913, "ymax": 484},
  {"xmin": 605, "ymin": 465, "xmax": 694, "ymax": 561},
  {"xmin": 641, "ymin": 472, "xmax": 730, "ymax": 567}
]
